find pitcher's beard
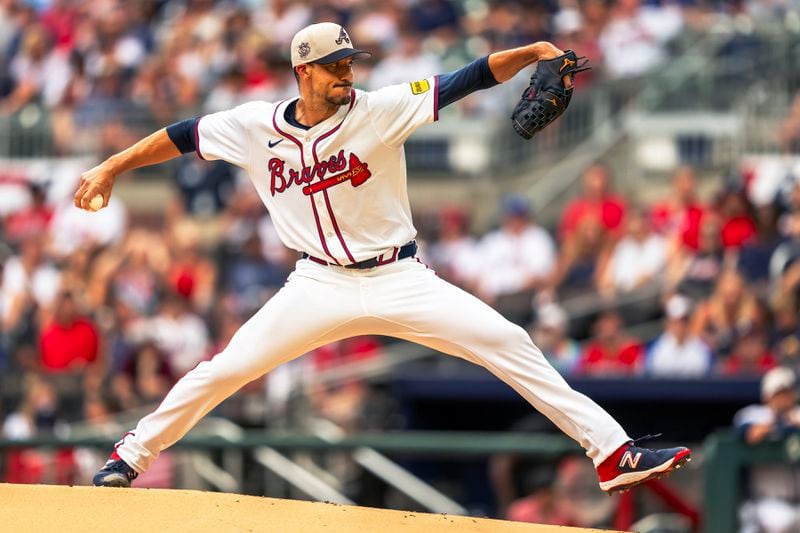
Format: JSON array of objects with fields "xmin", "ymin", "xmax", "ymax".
[{"xmin": 326, "ymin": 93, "xmax": 351, "ymax": 106}]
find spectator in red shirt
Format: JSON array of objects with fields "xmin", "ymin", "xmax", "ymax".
[
  {"xmin": 4, "ymin": 182, "xmax": 54, "ymax": 246},
  {"xmin": 650, "ymin": 166, "xmax": 706, "ymax": 251},
  {"xmin": 166, "ymin": 220, "xmax": 217, "ymax": 313},
  {"xmin": 39, "ymin": 0, "xmax": 79, "ymax": 51},
  {"xmin": 39, "ymin": 290, "xmax": 99, "ymax": 373},
  {"xmin": 577, "ymin": 309, "xmax": 643, "ymax": 376},
  {"xmin": 559, "ymin": 164, "xmax": 627, "ymax": 243},
  {"xmin": 717, "ymin": 186, "xmax": 757, "ymax": 250}
]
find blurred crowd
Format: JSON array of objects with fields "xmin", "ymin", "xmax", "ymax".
[
  {"xmin": 419, "ymin": 161, "xmax": 800, "ymax": 381},
  {"xmin": 0, "ymin": 0, "xmax": 791, "ymax": 158}
]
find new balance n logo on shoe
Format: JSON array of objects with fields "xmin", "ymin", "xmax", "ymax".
[
  {"xmin": 619, "ymin": 450, "xmax": 643, "ymax": 469},
  {"xmin": 597, "ymin": 440, "xmax": 692, "ymax": 493}
]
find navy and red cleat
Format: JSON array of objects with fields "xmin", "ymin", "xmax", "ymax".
[
  {"xmin": 596, "ymin": 434, "xmax": 691, "ymax": 493},
  {"xmin": 92, "ymin": 451, "xmax": 138, "ymax": 488}
]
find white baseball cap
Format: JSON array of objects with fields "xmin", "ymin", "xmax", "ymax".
[
  {"xmin": 761, "ymin": 367, "xmax": 797, "ymax": 401},
  {"xmin": 665, "ymin": 294, "xmax": 692, "ymax": 320},
  {"xmin": 290, "ymin": 22, "xmax": 371, "ymax": 68},
  {"xmin": 537, "ymin": 303, "xmax": 568, "ymax": 330}
]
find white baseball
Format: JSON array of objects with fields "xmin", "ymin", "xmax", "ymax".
[{"xmin": 88, "ymin": 194, "xmax": 104, "ymax": 212}]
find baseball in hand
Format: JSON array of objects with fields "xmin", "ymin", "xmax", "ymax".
[{"xmin": 88, "ymin": 194, "xmax": 104, "ymax": 211}]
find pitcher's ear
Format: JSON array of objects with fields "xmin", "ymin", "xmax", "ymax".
[{"xmin": 296, "ymin": 65, "xmax": 311, "ymax": 79}]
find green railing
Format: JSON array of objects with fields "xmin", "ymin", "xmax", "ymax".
[
  {"xmin": 0, "ymin": 430, "xmax": 580, "ymax": 456},
  {"xmin": 703, "ymin": 430, "xmax": 800, "ymax": 533}
]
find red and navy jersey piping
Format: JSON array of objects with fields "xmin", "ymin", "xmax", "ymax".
[{"xmin": 271, "ymin": 102, "xmax": 342, "ymax": 266}]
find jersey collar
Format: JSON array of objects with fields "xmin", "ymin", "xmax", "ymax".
[{"xmin": 275, "ymin": 93, "xmax": 355, "ymax": 137}]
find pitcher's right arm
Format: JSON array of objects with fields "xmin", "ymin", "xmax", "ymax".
[{"xmin": 73, "ymin": 127, "xmax": 182, "ymax": 211}]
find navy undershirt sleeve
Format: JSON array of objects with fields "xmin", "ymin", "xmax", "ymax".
[
  {"xmin": 437, "ymin": 55, "xmax": 499, "ymax": 110},
  {"xmin": 166, "ymin": 117, "xmax": 200, "ymax": 154}
]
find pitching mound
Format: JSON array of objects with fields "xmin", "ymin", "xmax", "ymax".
[{"xmin": 0, "ymin": 483, "xmax": 615, "ymax": 532}]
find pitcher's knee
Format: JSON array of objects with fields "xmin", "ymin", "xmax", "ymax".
[
  {"xmin": 490, "ymin": 323, "xmax": 534, "ymax": 352},
  {"xmin": 482, "ymin": 325, "xmax": 554, "ymax": 371},
  {"xmin": 514, "ymin": 324, "xmax": 537, "ymax": 348}
]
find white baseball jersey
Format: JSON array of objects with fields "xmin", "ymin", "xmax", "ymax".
[{"xmin": 196, "ymin": 77, "xmax": 439, "ymax": 265}]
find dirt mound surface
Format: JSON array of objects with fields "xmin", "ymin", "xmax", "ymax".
[{"xmin": 0, "ymin": 483, "xmax": 616, "ymax": 532}]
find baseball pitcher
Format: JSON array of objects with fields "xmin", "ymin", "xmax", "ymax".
[{"xmin": 76, "ymin": 23, "xmax": 690, "ymax": 494}]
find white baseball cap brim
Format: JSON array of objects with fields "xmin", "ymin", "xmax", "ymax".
[
  {"xmin": 291, "ymin": 22, "xmax": 371, "ymax": 68},
  {"xmin": 762, "ymin": 367, "xmax": 797, "ymax": 401}
]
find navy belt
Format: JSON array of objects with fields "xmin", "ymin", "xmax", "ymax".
[{"xmin": 302, "ymin": 241, "xmax": 417, "ymax": 269}]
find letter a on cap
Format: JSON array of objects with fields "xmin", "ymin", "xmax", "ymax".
[{"xmin": 335, "ymin": 27, "xmax": 351, "ymax": 45}]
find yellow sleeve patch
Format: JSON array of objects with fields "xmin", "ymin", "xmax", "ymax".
[{"xmin": 409, "ymin": 79, "xmax": 430, "ymax": 95}]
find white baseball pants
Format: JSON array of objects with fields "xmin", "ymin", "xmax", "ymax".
[{"xmin": 116, "ymin": 258, "xmax": 630, "ymax": 473}]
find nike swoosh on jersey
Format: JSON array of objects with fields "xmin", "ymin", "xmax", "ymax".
[{"xmin": 268, "ymin": 139, "xmax": 284, "ymax": 148}]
